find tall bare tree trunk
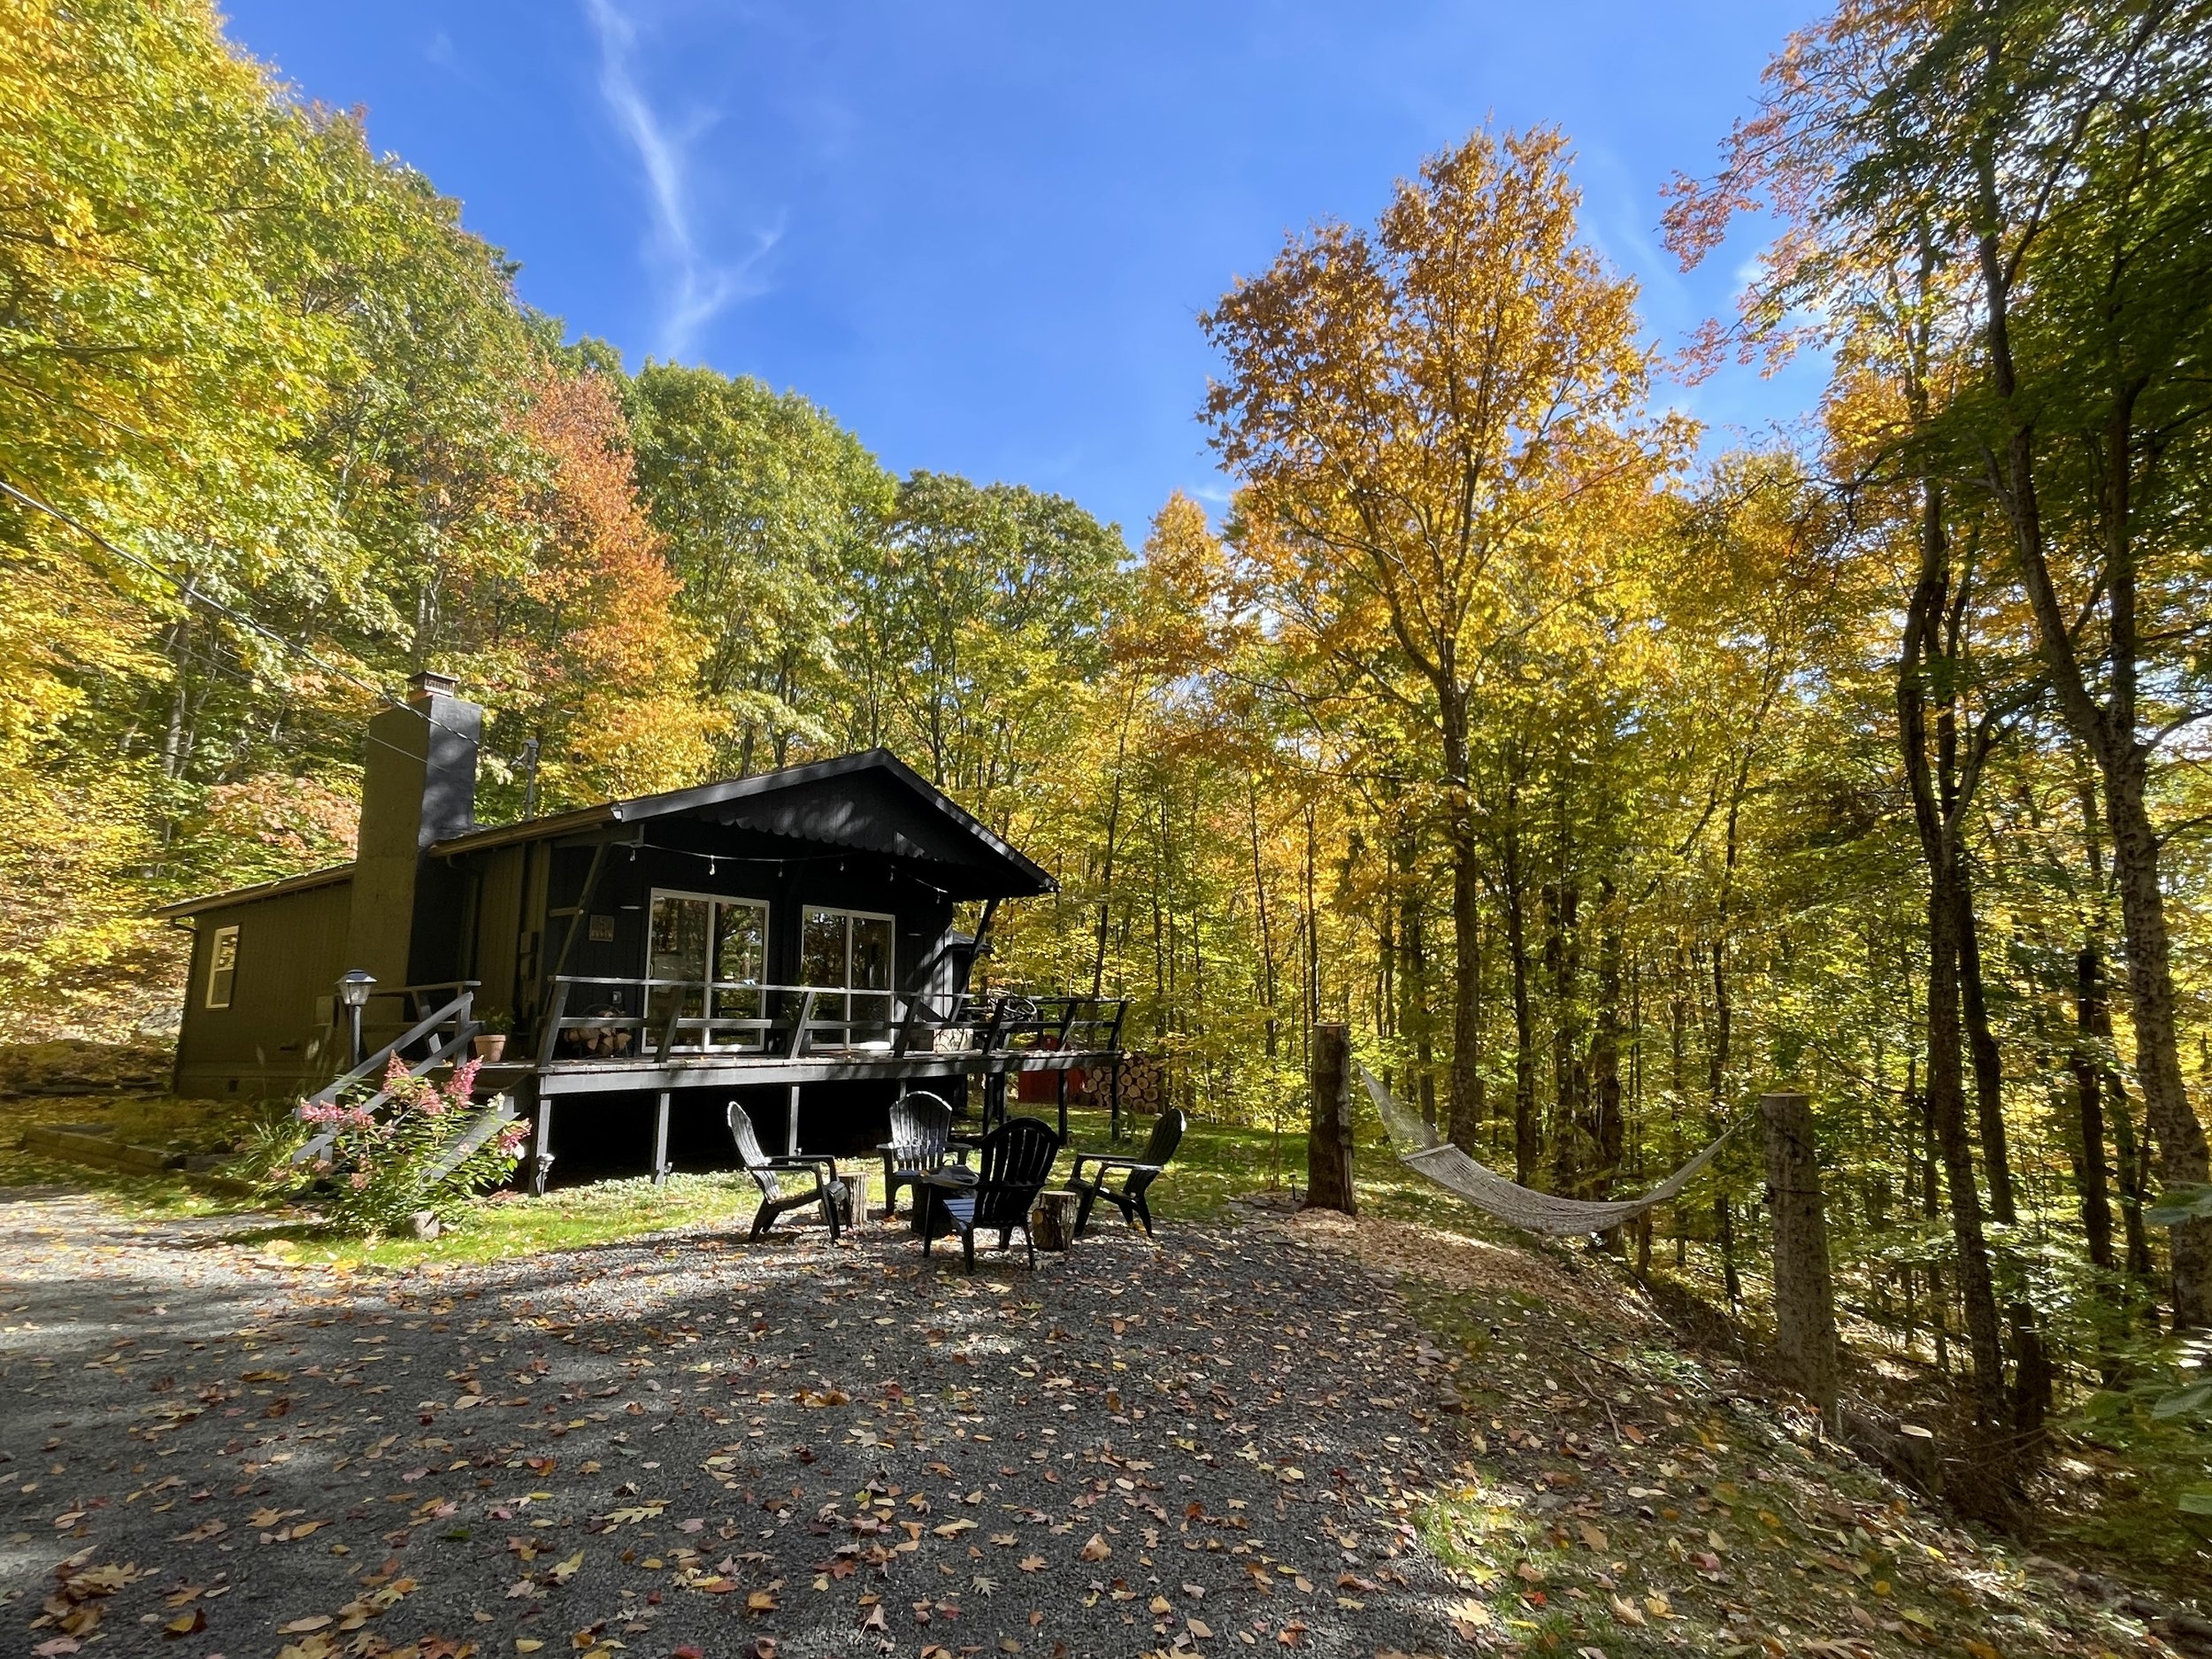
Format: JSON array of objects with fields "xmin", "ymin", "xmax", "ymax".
[
  {"xmin": 1500, "ymin": 787, "xmax": 1538, "ymax": 1186},
  {"xmin": 2073, "ymin": 947, "xmax": 2116, "ymax": 1275},
  {"xmin": 1899, "ymin": 480, "xmax": 2009, "ymax": 1433},
  {"xmin": 1977, "ymin": 212, "xmax": 2212, "ymax": 1328}
]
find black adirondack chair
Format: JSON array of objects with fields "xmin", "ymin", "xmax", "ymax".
[
  {"xmin": 882, "ymin": 1090, "xmax": 972, "ymax": 1219},
  {"xmin": 918, "ymin": 1115, "xmax": 1063, "ymax": 1271},
  {"xmin": 1068, "ymin": 1108, "xmax": 1187, "ymax": 1238},
  {"xmin": 727, "ymin": 1102, "xmax": 849, "ymax": 1242}
]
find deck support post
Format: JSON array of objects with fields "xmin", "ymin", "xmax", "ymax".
[
  {"xmin": 786, "ymin": 1085, "xmax": 801, "ymax": 1156},
  {"xmin": 1056, "ymin": 1068, "xmax": 1069, "ymax": 1141},
  {"xmin": 530, "ymin": 1091, "xmax": 554, "ymax": 1197},
  {"xmin": 985, "ymin": 1069, "xmax": 1007, "ymax": 1133},
  {"xmin": 652, "ymin": 1091, "xmax": 671, "ymax": 1186}
]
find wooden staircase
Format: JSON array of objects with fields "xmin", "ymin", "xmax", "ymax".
[{"xmin": 292, "ymin": 987, "xmax": 514, "ymax": 1169}]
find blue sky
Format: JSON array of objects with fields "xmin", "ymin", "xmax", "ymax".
[{"xmin": 221, "ymin": 0, "xmax": 1826, "ymax": 544}]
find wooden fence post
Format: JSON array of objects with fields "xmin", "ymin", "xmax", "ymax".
[
  {"xmin": 1762, "ymin": 1090, "xmax": 1841, "ymax": 1431},
  {"xmin": 1306, "ymin": 1024, "xmax": 1356, "ymax": 1215}
]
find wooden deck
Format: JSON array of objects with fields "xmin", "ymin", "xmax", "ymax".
[
  {"xmin": 299, "ymin": 979, "xmax": 1131, "ymax": 1193},
  {"xmin": 522, "ymin": 1041, "xmax": 1115, "ymax": 1096}
]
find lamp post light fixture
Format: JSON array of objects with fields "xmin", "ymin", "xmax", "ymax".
[{"xmin": 337, "ymin": 970, "xmax": 377, "ymax": 1068}]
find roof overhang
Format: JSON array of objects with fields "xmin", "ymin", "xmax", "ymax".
[
  {"xmin": 153, "ymin": 864, "xmax": 354, "ymax": 919},
  {"xmin": 431, "ymin": 749, "xmax": 1054, "ymax": 899}
]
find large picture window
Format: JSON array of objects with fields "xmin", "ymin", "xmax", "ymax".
[
  {"xmin": 646, "ymin": 891, "xmax": 768, "ymax": 1048},
  {"xmin": 204, "ymin": 925, "xmax": 239, "ymax": 1009},
  {"xmin": 798, "ymin": 906, "xmax": 895, "ymax": 1038}
]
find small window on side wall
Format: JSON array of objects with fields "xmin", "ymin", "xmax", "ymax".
[{"xmin": 205, "ymin": 925, "xmax": 239, "ymax": 1009}]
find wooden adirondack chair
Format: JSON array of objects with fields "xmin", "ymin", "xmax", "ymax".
[
  {"xmin": 727, "ymin": 1102, "xmax": 849, "ymax": 1242},
  {"xmin": 918, "ymin": 1115, "xmax": 1062, "ymax": 1271},
  {"xmin": 1067, "ymin": 1108, "xmax": 1187, "ymax": 1238}
]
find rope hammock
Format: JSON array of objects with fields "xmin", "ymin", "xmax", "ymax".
[{"xmin": 1356, "ymin": 1061, "xmax": 1741, "ymax": 1238}]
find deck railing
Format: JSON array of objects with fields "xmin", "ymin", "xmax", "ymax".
[{"xmin": 534, "ymin": 976, "xmax": 1127, "ymax": 1070}]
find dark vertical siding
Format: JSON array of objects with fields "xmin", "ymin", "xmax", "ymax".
[
  {"xmin": 470, "ymin": 845, "xmax": 526, "ymax": 1024},
  {"xmin": 173, "ymin": 879, "xmax": 353, "ymax": 1099}
]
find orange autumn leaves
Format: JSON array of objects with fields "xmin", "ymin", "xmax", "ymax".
[{"xmin": 463, "ymin": 370, "xmax": 717, "ymax": 806}]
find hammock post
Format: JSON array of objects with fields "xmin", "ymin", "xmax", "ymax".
[
  {"xmin": 1762, "ymin": 1091, "xmax": 1841, "ymax": 1432},
  {"xmin": 1305, "ymin": 1024, "xmax": 1356, "ymax": 1215}
]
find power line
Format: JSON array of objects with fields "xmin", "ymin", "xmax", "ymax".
[
  {"xmin": 0, "ymin": 474, "xmax": 481, "ymax": 752},
  {"xmin": 104, "ymin": 588, "xmax": 489, "ymax": 780}
]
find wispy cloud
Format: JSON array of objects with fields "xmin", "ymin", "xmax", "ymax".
[{"xmin": 582, "ymin": 0, "xmax": 777, "ymax": 359}]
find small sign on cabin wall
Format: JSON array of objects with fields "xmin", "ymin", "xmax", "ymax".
[{"xmin": 588, "ymin": 913, "xmax": 617, "ymax": 943}]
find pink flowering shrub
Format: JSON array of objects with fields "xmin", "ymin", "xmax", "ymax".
[{"xmin": 286, "ymin": 1056, "xmax": 528, "ymax": 1234}]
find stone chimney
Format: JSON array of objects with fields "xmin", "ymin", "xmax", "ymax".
[{"xmin": 342, "ymin": 671, "xmax": 482, "ymax": 991}]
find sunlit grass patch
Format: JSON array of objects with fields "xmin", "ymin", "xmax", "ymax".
[{"xmin": 285, "ymin": 1171, "xmax": 764, "ymax": 1270}]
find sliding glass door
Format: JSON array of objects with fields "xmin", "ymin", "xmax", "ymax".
[
  {"xmin": 647, "ymin": 891, "xmax": 768, "ymax": 1048},
  {"xmin": 798, "ymin": 906, "xmax": 895, "ymax": 1039}
]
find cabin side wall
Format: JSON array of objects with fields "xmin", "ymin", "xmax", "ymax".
[{"xmin": 172, "ymin": 879, "xmax": 354, "ymax": 1100}]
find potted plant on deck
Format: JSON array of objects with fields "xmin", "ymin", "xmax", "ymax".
[{"xmin": 472, "ymin": 1010, "xmax": 511, "ymax": 1063}]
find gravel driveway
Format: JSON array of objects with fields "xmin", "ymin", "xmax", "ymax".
[{"xmin": 1, "ymin": 1188, "xmax": 1475, "ymax": 1659}]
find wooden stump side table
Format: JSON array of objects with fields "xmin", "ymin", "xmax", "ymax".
[{"xmin": 1030, "ymin": 1189, "xmax": 1080, "ymax": 1253}]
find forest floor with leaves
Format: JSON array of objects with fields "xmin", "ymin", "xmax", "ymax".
[{"xmin": 0, "ymin": 1156, "xmax": 2197, "ymax": 1659}]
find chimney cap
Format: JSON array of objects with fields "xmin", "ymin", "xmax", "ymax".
[{"xmin": 407, "ymin": 669, "xmax": 460, "ymax": 703}]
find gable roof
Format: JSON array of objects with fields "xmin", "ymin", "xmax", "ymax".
[{"xmin": 431, "ymin": 749, "xmax": 1055, "ymax": 899}]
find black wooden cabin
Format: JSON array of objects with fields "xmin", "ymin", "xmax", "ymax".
[{"xmin": 158, "ymin": 673, "xmax": 1125, "ymax": 1185}]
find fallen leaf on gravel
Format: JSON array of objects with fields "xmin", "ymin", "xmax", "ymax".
[
  {"xmin": 1448, "ymin": 1597, "xmax": 1490, "ymax": 1636},
  {"xmin": 1078, "ymin": 1533, "xmax": 1110, "ymax": 1562},
  {"xmin": 1018, "ymin": 1556, "xmax": 1046, "ymax": 1572},
  {"xmin": 164, "ymin": 1609, "xmax": 206, "ymax": 1638},
  {"xmin": 281, "ymin": 1615, "xmax": 332, "ymax": 1632},
  {"xmin": 547, "ymin": 1550, "xmax": 584, "ymax": 1585}
]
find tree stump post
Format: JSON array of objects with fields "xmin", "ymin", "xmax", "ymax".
[
  {"xmin": 1306, "ymin": 1024, "xmax": 1356, "ymax": 1215},
  {"xmin": 1763, "ymin": 1090, "xmax": 1841, "ymax": 1432},
  {"xmin": 1030, "ymin": 1189, "xmax": 1080, "ymax": 1252}
]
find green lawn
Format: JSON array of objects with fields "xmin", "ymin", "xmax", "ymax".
[
  {"xmin": 288, "ymin": 1102, "xmax": 1328, "ymax": 1271},
  {"xmin": 0, "ymin": 1086, "xmax": 1427, "ymax": 1268}
]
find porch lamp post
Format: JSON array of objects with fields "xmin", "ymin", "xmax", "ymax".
[{"xmin": 337, "ymin": 970, "xmax": 377, "ymax": 1069}]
